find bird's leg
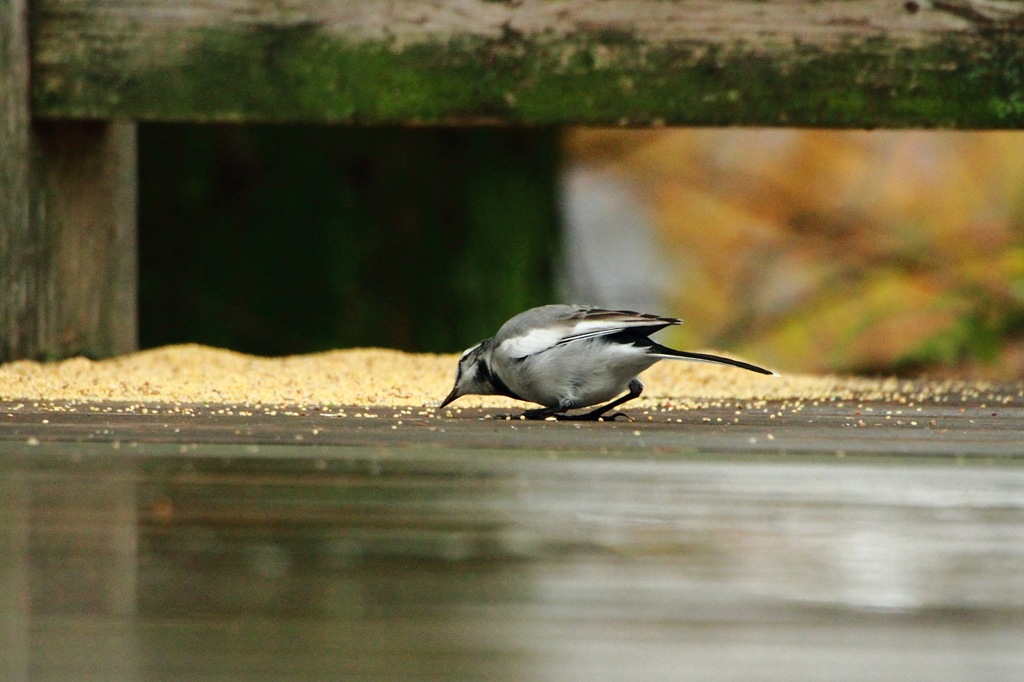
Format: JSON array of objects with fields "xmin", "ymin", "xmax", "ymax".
[
  {"xmin": 521, "ymin": 406, "xmax": 566, "ymax": 420},
  {"xmin": 491, "ymin": 405, "xmax": 565, "ymax": 420},
  {"xmin": 495, "ymin": 381, "xmax": 644, "ymax": 422},
  {"xmin": 558, "ymin": 379, "xmax": 644, "ymax": 422}
]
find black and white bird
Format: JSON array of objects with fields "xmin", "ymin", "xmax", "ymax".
[{"xmin": 441, "ymin": 304, "xmax": 775, "ymax": 420}]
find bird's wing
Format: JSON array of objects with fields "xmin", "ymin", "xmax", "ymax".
[{"xmin": 499, "ymin": 307, "xmax": 681, "ymax": 359}]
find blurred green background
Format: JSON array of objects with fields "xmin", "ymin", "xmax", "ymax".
[{"xmin": 139, "ymin": 125, "xmax": 560, "ymax": 356}]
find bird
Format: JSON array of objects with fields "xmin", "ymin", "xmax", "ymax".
[{"xmin": 440, "ymin": 304, "xmax": 775, "ymax": 420}]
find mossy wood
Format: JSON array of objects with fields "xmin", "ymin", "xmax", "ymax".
[{"xmin": 31, "ymin": 0, "xmax": 1024, "ymax": 127}]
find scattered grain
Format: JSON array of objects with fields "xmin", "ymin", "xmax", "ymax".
[{"xmin": 0, "ymin": 344, "xmax": 1020, "ymax": 414}]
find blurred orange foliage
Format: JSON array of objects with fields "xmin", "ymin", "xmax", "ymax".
[{"xmin": 565, "ymin": 129, "xmax": 1024, "ymax": 378}]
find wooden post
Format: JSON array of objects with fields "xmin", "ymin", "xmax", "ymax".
[
  {"xmin": 1, "ymin": 0, "xmax": 33, "ymax": 361},
  {"xmin": 28, "ymin": 121, "xmax": 138, "ymax": 361},
  {"xmin": 2, "ymin": 0, "xmax": 137, "ymax": 362},
  {"xmin": 2, "ymin": 0, "xmax": 35, "ymax": 362}
]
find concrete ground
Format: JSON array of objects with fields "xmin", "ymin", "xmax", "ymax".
[
  {"xmin": 3, "ymin": 394, "xmax": 1023, "ymax": 682},
  {"xmin": 1, "ymin": 393, "xmax": 1022, "ymax": 458}
]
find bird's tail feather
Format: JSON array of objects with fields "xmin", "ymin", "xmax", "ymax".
[{"xmin": 649, "ymin": 343, "xmax": 776, "ymax": 376}]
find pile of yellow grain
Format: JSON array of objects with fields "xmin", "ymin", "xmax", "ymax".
[{"xmin": 0, "ymin": 344, "xmax": 1010, "ymax": 408}]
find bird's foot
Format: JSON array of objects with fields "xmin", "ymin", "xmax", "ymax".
[
  {"xmin": 489, "ymin": 410, "xmax": 634, "ymax": 422},
  {"xmin": 518, "ymin": 411, "xmax": 634, "ymax": 422},
  {"xmin": 558, "ymin": 411, "xmax": 633, "ymax": 422},
  {"xmin": 490, "ymin": 410, "xmax": 555, "ymax": 420}
]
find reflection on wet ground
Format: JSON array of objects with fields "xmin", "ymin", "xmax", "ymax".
[{"xmin": 3, "ymin": 444, "xmax": 1024, "ymax": 681}]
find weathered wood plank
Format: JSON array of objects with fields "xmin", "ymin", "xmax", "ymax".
[
  {"xmin": 4, "ymin": 0, "xmax": 138, "ymax": 363},
  {"xmin": 1, "ymin": 0, "xmax": 33, "ymax": 363},
  {"xmin": 30, "ymin": 0, "xmax": 1024, "ymax": 127},
  {"xmin": 27, "ymin": 122, "xmax": 138, "ymax": 361},
  {"xmin": 1, "ymin": 121, "xmax": 137, "ymax": 363}
]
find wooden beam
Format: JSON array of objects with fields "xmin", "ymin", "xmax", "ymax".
[
  {"xmin": 30, "ymin": 0, "xmax": 1024, "ymax": 128},
  {"xmin": 3, "ymin": 0, "xmax": 137, "ymax": 362}
]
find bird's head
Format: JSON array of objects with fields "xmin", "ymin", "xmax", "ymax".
[{"xmin": 441, "ymin": 340, "xmax": 496, "ymax": 408}]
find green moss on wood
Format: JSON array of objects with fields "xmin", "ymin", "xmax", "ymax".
[{"xmin": 31, "ymin": 23, "xmax": 1024, "ymax": 128}]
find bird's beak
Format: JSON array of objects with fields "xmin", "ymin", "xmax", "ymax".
[{"xmin": 440, "ymin": 387, "xmax": 460, "ymax": 409}]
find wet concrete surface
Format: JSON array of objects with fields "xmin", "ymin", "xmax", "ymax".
[
  {"xmin": 1, "ymin": 394, "xmax": 1023, "ymax": 458},
  {"xmin": 2, "ymin": 395, "xmax": 1024, "ymax": 681}
]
